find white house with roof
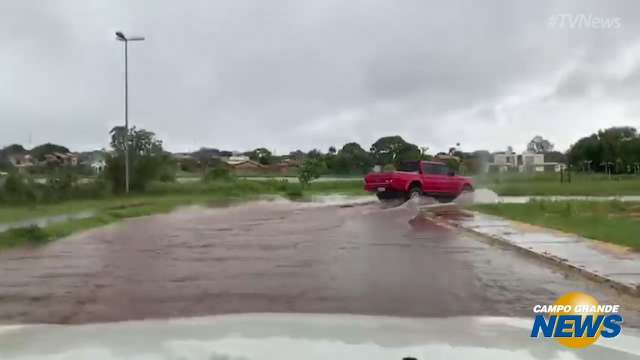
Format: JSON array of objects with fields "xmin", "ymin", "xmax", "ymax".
[{"xmin": 488, "ymin": 148, "xmax": 566, "ymax": 173}]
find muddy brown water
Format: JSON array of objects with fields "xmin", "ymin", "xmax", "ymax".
[{"xmin": 1, "ymin": 197, "xmax": 639, "ymax": 325}]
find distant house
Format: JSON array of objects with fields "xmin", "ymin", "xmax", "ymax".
[
  {"xmin": 434, "ymin": 154, "xmax": 460, "ymax": 163},
  {"xmin": 8, "ymin": 154, "xmax": 34, "ymax": 172},
  {"xmin": 78, "ymin": 151, "xmax": 107, "ymax": 174},
  {"xmin": 227, "ymin": 155, "xmax": 250, "ymax": 163},
  {"xmin": 41, "ymin": 152, "xmax": 78, "ymax": 167},
  {"xmin": 90, "ymin": 159, "xmax": 106, "ymax": 173},
  {"xmin": 267, "ymin": 163, "xmax": 289, "ymax": 174},
  {"xmin": 520, "ymin": 152, "xmax": 545, "ymax": 172},
  {"xmin": 224, "ymin": 159, "xmax": 266, "ymax": 175},
  {"xmin": 489, "ymin": 152, "xmax": 518, "ymax": 172},
  {"xmin": 172, "ymin": 153, "xmax": 195, "ymax": 161},
  {"xmin": 172, "ymin": 152, "xmax": 196, "ymax": 171},
  {"xmin": 487, "ymin": 149, "xmax": 566, "ymax": 173},
  {"xmin": 279, "ymin": 157, "xmax": 302, "ymax": 169}
]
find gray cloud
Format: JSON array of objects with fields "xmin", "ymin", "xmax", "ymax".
[{"xmin": 2, "ymin": 0, "xmax": 640, "ymax": 154}]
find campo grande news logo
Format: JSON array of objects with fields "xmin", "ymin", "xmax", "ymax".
[{"xmin": 530, "ymin": 292, "xmax": 623, "ymax": 348}]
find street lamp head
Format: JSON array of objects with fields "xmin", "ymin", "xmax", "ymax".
[{"xmin": 115, "ymin": 31, "xmax": 126, "ymax": 41}]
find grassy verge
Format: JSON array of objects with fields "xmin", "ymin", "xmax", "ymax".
[
  {"xmin": 0, "ymin": 179, "xmax": 366, "ymax": 224},
  {"xmin": 474, "ymin": 173, "xmax": 640, "ymax": 196},
  {"xmin": 472, "ymin": 200, "xmax": 640, "ymax": 249},
  {"xmin": 303, "ymin": 179, "xmax": 364, "ymax": 195},
  {"xmin": 0, "ymin": 179, "xmax": 368, "ymax": 249}
]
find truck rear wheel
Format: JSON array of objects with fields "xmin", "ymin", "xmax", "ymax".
[{"xmin": 376, "ymin": 191, "xmax": 400, "ymax": 201}]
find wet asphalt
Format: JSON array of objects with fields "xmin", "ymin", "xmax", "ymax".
[{"xmin": 1, "ymin": 198, "xmax": 639, "ymax": 325}]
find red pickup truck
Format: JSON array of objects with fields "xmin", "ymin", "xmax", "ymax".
[{"xmin": 364, "ymin": 160, "xmax": 474, "ymax": 201}]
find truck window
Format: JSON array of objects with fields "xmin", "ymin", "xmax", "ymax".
[
  {"xmin": 423, "ymin": 163, "xmax": 439, "ymax": 174},
  {"xmin": 437, "ymin": 165, "xmax": 450, "ymax": 174},
  {"xmin": 423, "ymin": 163, "xmax": 449, "ymax": 175},
  {"xmin": 396, "ymin": 161, "xmax": 420, "ymax": 172}
]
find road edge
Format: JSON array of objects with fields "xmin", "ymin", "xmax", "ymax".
[{"xmin": 428, "ymin": 211, "xmax": 640, "ymax": 297}]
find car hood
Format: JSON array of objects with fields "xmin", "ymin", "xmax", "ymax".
[{"xmin": 1, "ymin": 314, "xmax": 639, "ymax": 359}]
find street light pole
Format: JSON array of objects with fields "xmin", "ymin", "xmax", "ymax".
[
  {"xmin": 123, "ymin": 38, "xmax": 129, "ymax": 193},
  {"xmin": 116, "ymin": 31, "xmax": 144, "ymax": 193}
]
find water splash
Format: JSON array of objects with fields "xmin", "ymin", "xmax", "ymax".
[{"xmin": 453, "ymin": 188, "xmax": 500, "ymax": 206}]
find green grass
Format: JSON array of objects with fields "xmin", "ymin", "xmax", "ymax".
[
  {"xmin": 304, "ymin": 180, "xmax": 365, "ymax": 195},
  {"xmin": 474, "ymin": 173, "xmax": 640, "ymax": 196},
  {"xmin": 0, "ymin": 226, "xmax": 50, "ymax": 248},
  {"xmin": 237, "ymin": 173, "xmax": 299, "ymax": 178},
  {"xmin": 0, "ymin": 201, "xmax": 193, "ymax": 249},
  {"xmin": 175, "ymin": 170, "xmax": 202, "ymax": 178},
  {"xmin": 472, "ymin": 200, "xmax": 640, "ymax": 249},
  {"xmin": 0, "ymin": 179, "xmax": 368, "ymax": 249}
]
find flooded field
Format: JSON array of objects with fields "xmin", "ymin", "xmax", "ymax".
[{"xmin": 1, "ymin": 196, "xmax": 639, "ymax": 325}]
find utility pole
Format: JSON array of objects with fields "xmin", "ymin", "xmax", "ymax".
[{"xmin": 115, "ymin": 31, "xmax": 145, "ymax": 193}]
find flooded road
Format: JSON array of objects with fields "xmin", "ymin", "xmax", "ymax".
[{"xmin": 1, "ymin": 197, "xmax": 639, "ymax": 325}]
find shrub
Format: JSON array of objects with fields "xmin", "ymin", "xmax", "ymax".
[
  {"xmin": 7, "ymin": 225, "xmax": 49, "ymax": 245},
  {"xmin": 104, "ymin": 127, "xmax": 175, "ymax": 193},
  {"xmin": 158, "ymin": 165, "xmax": 177, "ymax": 182},
  {"xmin": 298, "ymin": 159, "xmax": 326, "ymax": 186},
  {"xmin": 0, "ymin": 172, "xmax": 37, "ymax": 204},
  {"xmin": 71, "ymin": 178, "xmax": 111, "ymax": 200},
  {"xmin": 104, "ymin": 154, "xmax": 173, "ymax": 193},
  {"xmin": 204, "ymin": 167, "xmax": 231, "ymax": 181},
  {"xmin": 285, "ymin": 184, "xmax": 304, "ymax": 199},
  {"xmin": 46, "ymin": 171, "xmax": 77, "ymax": 194},
  {"xmin": 274, "ymin": 179, "xmax": 291, "ymax": 192}
]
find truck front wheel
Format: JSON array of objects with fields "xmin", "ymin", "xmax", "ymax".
[{"xmin": 405, "ymin": 184, "xmax": 422, "ymax": 200}]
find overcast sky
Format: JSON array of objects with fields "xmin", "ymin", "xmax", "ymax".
[{"xmin": 2, "ymin": 1, "xmax": 640, "ymax": 154}]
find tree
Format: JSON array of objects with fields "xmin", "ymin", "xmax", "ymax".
[
  {"xmin": 445, "ymin": 158, "xmax": 460, "ymax": 172},
  {"xmin": 192, "ymin": 147, "xmax": 222, "ymax": 175},
  {"xmin": 370, "ymin": 136, "xmax": 403, "ymax": 165},
  {"xmin": 288, "ymin": 150, "xmax": 305, "ymax": 162},
  {"xmin": 567, "ymin": 126, "xmax": 640, "ymax": 173},
  {"xmin": 332, "ymin": 142, "xmax": 374, "ymax": 174},
  {"xmin": 298, "ymin": 158, "xmax": 326, "ymax": 186},
  {"xmin": 471, "ymin": 150, "xmax": 491, "ymax": 161},
  {"xmin": 104, "ymin": 126, "xmax": 173, "ymax": 192},
  {"xmin": 1, "ymin": 144, "xmax": 27, "ymax": 155},
  {"xmin": 109, "ymin": 126, "xmax": 163, "ymax": 156},
  {"xmin": 30, "ymin": 143, "xmax": 70, "ymax": 161},
  {"xmin": 0, "ymin": 144, "xmax": 26, "ymax": 171},
  {"xmin": 306, "ymin": 149, "xmax": 324, "ymax": 160},
  {"xmin": 527, "ymin": 135, "xmax": 554, "ymax": 153},
  {"xmin": 544, "ymin": 151, "xmax": 567, "ymax": 163},
  {"xmin": 324, "ymin": 146, "xmax": 337, "ymax": 173},
  {"xmin": 246, "ymin": 147, "xmax": 272, "ymax": 165},
  {"xmin": 568, "ymin": 134, "xmax": 600, "ymax": 170},
  {"xmin": 394, "ymin": 143, "xmax": 421, "ymax": 167},
  {"xmin": 370, "ymin": 136, "xmax": 420, "ymax": 166}
]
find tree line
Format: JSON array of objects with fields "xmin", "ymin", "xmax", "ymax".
[
  {"xmin": 2, "ymin": 124, "xmax": 639, "ymax": 193},
  {"xmin": 567, "ymin": 126, "xmax": 640, "ymax": 173}
]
